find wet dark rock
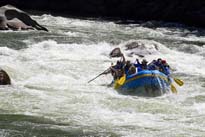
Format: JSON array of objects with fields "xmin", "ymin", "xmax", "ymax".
[
  {"xmin": 122, "ymin": 40, "xmax": 161, "ymax": 58},
  {"xmin": 1, "ymin": 0, "xmax": 205, "ymax": 28},
  {"xmin": 0, "ymin": 5, "xmax": 48, "ymax": 31},
  {"xmin": 0, "ymin": 69, "xmax": 11, "ymax": 85}
]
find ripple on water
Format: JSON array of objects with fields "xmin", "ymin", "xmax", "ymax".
[{"xmin": 0, "ymin": 15, "xmax": 205, "ymax": 137}]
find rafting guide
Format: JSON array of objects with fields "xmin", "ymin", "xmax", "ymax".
[{"xmin": 88, "ymin": 48, "xmax": 184, "ymax": 96}]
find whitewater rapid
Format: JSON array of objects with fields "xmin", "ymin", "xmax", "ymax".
[{"xmin": 0, "ymin": 14, "xmax": 205, "ymax": 137}]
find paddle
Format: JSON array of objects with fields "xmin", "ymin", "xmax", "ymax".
[
  {"xmin": 170, "ymin": 78, "xmax": 184, "ymax": 94},
  {"xmin": 174, "ymin": 78, "xmax": 184, "ymax": 86},
  {"xmin": 117, "ymin": 74, "xmax": 126, "ymax": 85},
  {"xmin": 114, "ymin": 74, "xmax": 126, "ymax": 89},
  {"xmin": 88, "ymin": 68, "xmax": 110, "ymax": 83},
  {"xmin": 109, "ymin": 48, "xmax": 122, "ymax": 58},
  {"xmin": 171, "ymin": 84, "xmax": 177, "ymax": 94}
]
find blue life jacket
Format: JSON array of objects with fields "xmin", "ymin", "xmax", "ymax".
[
  {"xmin": 163, "ymin": 66, "xmax": 170, "ymax": 75},
  {"xmin": 134, "ymin": 63, "xmax": 141, "ymax": 68},
  {"xmin": 137, "ymin": 67, "xmax": 143, "ymax": 72}
]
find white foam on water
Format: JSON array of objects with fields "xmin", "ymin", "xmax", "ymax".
[
  {"xmin": 193, "ymin": 103, "xmax": 205, "ymax": 114},
  {"xmin": 1, "ymin": 14, "xmax": 205, "ymax": 136},
  {"xmin": 0, "ymin": 38, "xmax": 204, "ymax": 136}
]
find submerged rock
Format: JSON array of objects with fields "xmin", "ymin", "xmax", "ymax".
[{"xmin": 0, "ymin": 5, "xmax": 48, "ymax": 31}]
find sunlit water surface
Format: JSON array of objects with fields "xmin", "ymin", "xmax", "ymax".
[{"xmin": 0, "ymin": 14, "xmax": 205, "ymax": 137}]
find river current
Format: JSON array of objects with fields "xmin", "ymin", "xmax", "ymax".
[{"xmin": 0, "ymin": 14, "xmax": 205, "ymax": 137}]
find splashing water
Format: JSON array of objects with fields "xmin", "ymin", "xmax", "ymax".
[{"xmin": 0, "ymin": 14, "xmax": 205, "ymax": 137}]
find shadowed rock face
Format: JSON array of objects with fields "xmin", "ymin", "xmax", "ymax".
[
  {"xmin": 1, "ymin": 0, "xmax": 205, "ymax": 28},
  {"xmin": 0, "ymin": 69, "xmax": 11, "ymax": 85},
  {"xmin": 0, "ymin": 16, "xmax": 8, "ymax": 30},
  {"xmin": 0, "ymin": 5, "xmax": 48, "ymax": 31}
]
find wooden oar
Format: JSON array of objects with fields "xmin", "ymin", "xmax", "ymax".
[{"xmin": 174, "ymin": 78, "xmax": 184, "ymax": 86}]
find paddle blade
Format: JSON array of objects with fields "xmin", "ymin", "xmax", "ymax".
[
  {"xmin": 109, "ymin": 48, "xmax": 122, "ymax": 58},
  {"xmin": 174, "ymin": 78, "xmax": 184, "ymax": 86},
  {"xmin": 171, "ymin": 84, "xmax": 177, "ymax": 94},
  {"xmin": 118, "ymin": 74, "xmax": 126, "ymax": 85},
  {"xmin": 114, "ymin": 74, "xmax": 126, "ymax": 89}
]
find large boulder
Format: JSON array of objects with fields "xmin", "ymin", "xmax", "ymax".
[
  {"xmin": 1, "ymin": 0, "xmax": 205, "ymax": 28},
  {"xmin": 0, "ymin": 15, "xmax": 8, "ymax": 30},
  {"xmin": 0, "ymin": 5, "xmax": 48, "ymax": 31}
]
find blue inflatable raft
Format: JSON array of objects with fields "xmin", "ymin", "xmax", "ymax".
[{"xmin": 114, "ymin": 70, "xmax": 171, "ymax": 97}]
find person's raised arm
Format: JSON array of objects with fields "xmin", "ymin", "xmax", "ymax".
[{"xmin": 121, "ymin": 53, "xmax": 126, "ymax": 64}]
